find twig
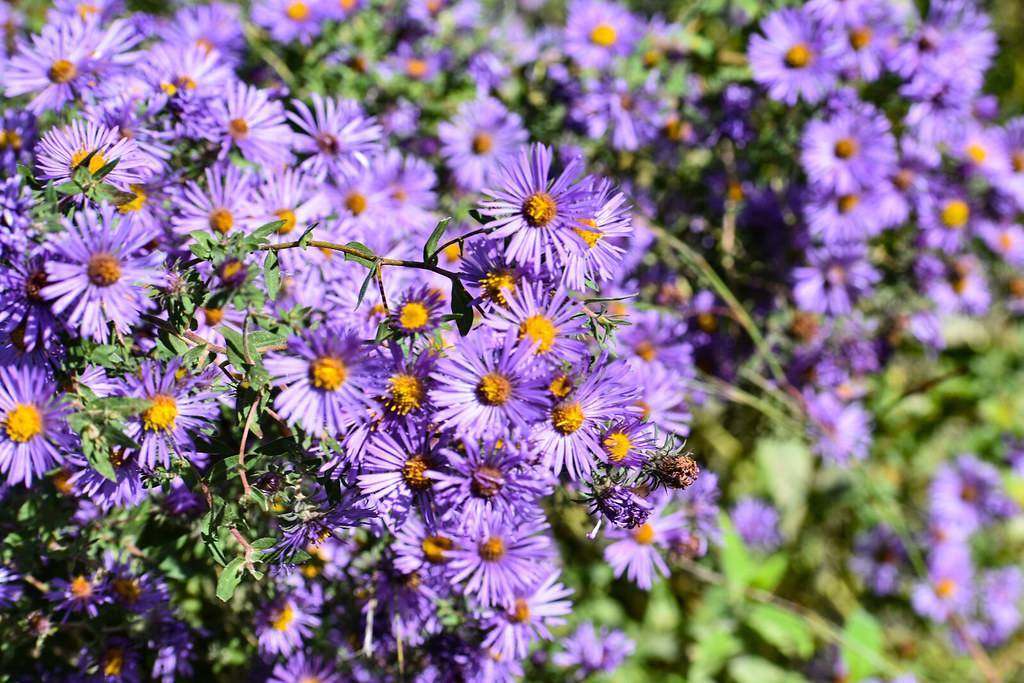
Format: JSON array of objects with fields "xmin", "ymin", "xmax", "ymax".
[
  {"xmin": 950, "ymin": 614, "xmax": 1002, "ymax": 683},
  {"xmin": 237, "ymin": 395, "xmax": 261, "ymax": 499},
  {"xmin": 229, "ymin": 527, "xmax": 256, "ymax": 571}
]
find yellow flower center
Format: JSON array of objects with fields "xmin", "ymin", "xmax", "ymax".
[
  {"xmin": 999, "ymin": 231, "xmax": 1015, "ymax": 253},
  {"xmin": 833, "ymin": 137, "xmax": 858, "ymax": 159},
  {"xmin": 519, "ymin": 314, "xmax": 558, "ymax": 353},
  {"xmin": 86, "ymin": 253, "xmax": 122, "ymax": 287},
  {"xmin": 70, "ymin": 148, "xmax": 107, "ymax": 174},
  {"xmin": 406, "ymin": 58, "xmax": 429, "ymax": 79},
  {"xmin": 48, "ymin": 59, "xmax": 77, "ymax": 84},
  {"xmin": 275, "ymin": 208, "xmax": 297, "ymax": 234},
  {"xmin": 472, "ymin": 132, "xmax": 494, "ymax": 154},
  {"xmin": 590, "ymin": 23, "xmax": 617, "ymax": 47},
  {"xmin": 603, "ymin": 432, "xmax": 633, "ymax": 462},
  {"xmin": 228, "ymin": 118, "xmax": 248, "ymax": 138},
  {"xmin": 421, "ymin": 534, "xmax": 454, "ymax": 563},
  {"xmin": 70, "ymin": 575, "xmax": 93, "ymax": 599},
  {"xmin": 103, "ymin": 649, "xmax": 124, "ymax": 677},
  {"xmin": 310, "ymin": 356, "xmax": 348, "ymax": 391},
  {"xmin": 118, "ymin": 184, "xmax": 147, "ymax": 213},
  {"xmin": 286, "ymin": 1, "xmax": 310, "ymax": 20},
  {"xmin": 202, "ymin": 307, "xmax": 224, "ymax": 326},
  {"xmin": 176, "ymin": 75, "xmax": 198, "ymax": 90},
  {"xmin": 402, "ymin": 454, "xmax": 432, "ymax": 491},
  {"xmin": 442, "ymin": 243, "xmax": 462, "ymax": 263},
  {"xmin": 5, "ymin": 404, "xmax": 43, "ymax": 443},
  {"xmin": 387, "ymin": 374, "xmax": 424, "ymax": 415},
  {"xmin": 113, "ymin": 577, "xmax": 141, "ymax": 603},
  {"xmin": 849, "ymin": 27, "xmax": 872, "ymax": 50},
  {"xmin": 209, "ymin": 208, "xmax": 234, "ymax": 234},
  {"xmin": 551, "ymin": 401, "xmax": 585, "ymax": 435},
  {"xmin": 936, "ymin": 578, "xmax": 956, "ymax": 599},
  {"xmin": 0, "ymin": 129, "xmax": 22, "ymax": 150},
  {"xmin": 221, "ymin": 261, "xmax": 244, "ymax": 281},
  {"xmin": 271, "ymin": 602, "xmax": 295, "ymax": 631},
  {"xmin": 1012, "ymin": 151, "xmax": 1024, "ymax": 173},
  {"xmin": 966, "ymin": 143, "xmax": 987, "ymax": 163},
  {"xmin": 345, "ymin": 191, "xmax": 367, "ymax": 215},
  {"xmin": 160, "ymin": 81, "xmax": 178, "ymax": 96},
  {"xmin": 142, "ymin": 394, "xmax": 178, "ymax": 431},
  {"xmin": 477, "ymin": 372, "xmax": 512, "ymax": 406},
  {"xmin": 837, "ymin": 194, "xmax": 859, "ymax": 214},
  {"xmin": 523, "ymin": 192, "xmax": 558, "ymax": 227},
  {"xmin": 784, "ymin": 43, "xmax": 812, "ymax": 68},
  {"xmin": 633, "ymin": 340, "xmax": 657, "ymax": 362},
  {"xmin": 479, "ymin": 536, "xmax": 505, "ymax": 561},
  {"xmin": 479, "ymin": 270, "xmax": 516, "ymax": 306},
  {"xmin": 548, "ymin": 373, "xmax": 573, "ymax": 399},
  {"xmin": 574, "ymin": 218, "xmax": 602, "ymax": 248},
  {"xmin": 398, "ymin": 302, "xmax": 430, "ymax": 331},
  {"xmin": 941, "ymin": 200, "xmax": 970, "ymax": 229},
  {"xmin": 633, "ymin": 523, "xmax": 655, "ymax": 545},
  {"xmin": 510, "ymin": 597, "xmax": 530, "ymax": 623}
]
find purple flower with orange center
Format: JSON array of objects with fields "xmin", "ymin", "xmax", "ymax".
[
  {"xmin": 393, "ymin": 514, "xmax": 459, "ymax": 580},
  {"xmin": 256, "ymin": 593, "xmax": 321, "ymax": 657},
  {"xmin": 389, "ymin": 285, "xmax": 445, "ymax": 336},
  {"xmin": 438, "ymin": 96, "xmax": 528, "ymax": 192},
  {"xmin": 482, "ymin": 571, "xmax": 574, "ymax": 661},
  {"xmin": 597, "ymin": 417, "xmax": 655, "ymax": 468},
  {"xmin": 564, "ymin": 0, "xmax": 639, "ymax": 70},
  {"xmin": 42, "ymin": 205, "xmax": 164, "ymax": 342},
  {"xmin": 484, "ymin": 283, "xmax": 586, "ymax": 364},
  {"xmin": 912, "ymin": 542, "xmax": 973, "ymax": 623},
  {"xmin": 357, "ymin": 424, "xmax": 443, "ymax": 529},
  {"xmin": 289, "ymin": 93, "xmax": 381, "ymax": 180},
  {"xmin": 459, "ymin": 241, "xmax": 531, "ymax": 310},
  {"xmin": 252, "ymin": 0, "xmax": 322, "ymax": 45},
  {"xmin": 479, "ymin": 143, "xmax": 596, "ymax": 271},
  {"xmin": 0, "ymin": 365, "xmax": 72, "ymax": 488},
  {"xmin": 265, "ymin": 325, "xmax": 382, "ymax": 436},
  {"xmin": 209, "ymin": 81, "xmax": 293, "ymax": 168},
  {"xmin": 561, "ymin": 177, "xmax": 632, "ymax": 291},
  {"xmin": 430, "ymin": 330, "xmax": 548, "ymax": 439},
  {"xmin": 173, "ymin": 163, "xmax": 263, "ymax": 239},
  {"xmin": 748, "ymin": 7, "xmax": 839, "ymax": 105},
  {"xmin": 801, "ymin": 103, "xmax": 897, "ymax": 194},
  {"xmin": 0, "ymin": 251, "xmax": 63, "ymax": 357},
  {"xmin": 48, "ymin": 571, "xmax": 109, "ymax": 619},
  {"xmin": 603, "ymin": 501, "xmax": 684, "ymax": 589},
  {"xmin": 35, "ymin": 118, "xmax": 152, "ymax": 189}
]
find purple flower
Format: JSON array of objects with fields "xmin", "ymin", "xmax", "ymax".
[
  {"xmin": 35, "ymin": 118, "xmax": 152, "ymax": 189},
  {"xmin": 256, "ymin": 593, "xmax": 321, "ymax": 657},
  {"xmin": 912, "ymin": 542, "xmax": 973, "ymax": 623},
  {"xmin": 805, "ymin": 391, "xmax": 871, "ymax": 465},
  {"xmin": 561, "ymin": 177, "xmax": 632, "ymax": 291},
  {"xmin": 439, "ymin": 97, "xmax": 528, "ymax": 192},
  {"xmin": 731, "ymin": 497, "xmax": 782, "ymax": 552},
  {"xmin": 357, "ymin": 424, "xmax": 442, "ymax": 529},
  {"xmin": 588, "ymin": 482, "xmax": 654, "ymax": 530},
  {"xmin": 553, "ymin": 621, "xmax": 634, "ymax": 679},
  {"xmin": 288, "ymin": 93, "xmax": 381, "ymax": 180},
  {"xmin": 0, "ymin": 366, "xmax": 72, "ymax": 488},
  {"xmin": 564, "ymin": 0, "xmax": 638, "ymax": 70},
  {"xmin": 48, "ymin": 572, "xmax": 110, "ymax": 619},
  {"xmin": 0, "ymin": 566, "xmax": 22, "ymax": 609},
  {"xmin": 850, "ymin": 524, "xmax": 907, "ymax": 596},
  {"xmin": 430, "ymin": 330, "xmax": 548, "ymax": 439},
  {"xmin": 266, "ymin": 325, "xmax": 382, "ymax": 437},
  {"xmin": 801, "ymin": 104, "xmax": 897, "ymax": 193},
  {"xmin": 42, "ymin": 205, "xmax": 164, "ymax": 342},
  {"xmin": 252, "ymin": 0, "xmax": 322, "ymax": 45},
  {"xmin": 482, "ymin": 571, "xmax": 573, "ymax": 661},
  {"xmin": 173, "ymin": 163, "xmax": 264, "ymax": 239},
  {"xmin": 389, "ymin": 285, "xmax": 445, "ymax": 336},
  {"xmin": 0, "ymin": 251, "xmax": 62, "ymax": 356},
  {"xmin": 268, "ymin": 651, "xmax": 343, "ymax": 683},
  {"xmin": 603, "ymin": 501, "xmax": 683, "ymax": 589},
  {"xmin": 793, "ymin": 245, "xmax": 880, "ymax": 316},
  {"xmin": 748, "ymin": 7, "xmax": 839, "ymax": 105},
  {"xmin": 209, "ymin": 82, "xmax": 293, "ymax": 168},
  {"xmin": 448, "ymin": 514, "xmax": 552, "ymax": 608},
  {"xmin": 484, "ymin": 283, "xmax": 586, "ymax": 365},
  {"xmin": 929, "ymin": 454, "xmax": 1016, "ymax": 535},
  {"xmin": 479, "ymin": 144, "xmax": 595, "ymax": 271}
]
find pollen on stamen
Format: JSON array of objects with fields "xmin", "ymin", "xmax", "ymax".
[{"xmin": 522, "ymin": 192, "xmax": 558, "ymax": 227}]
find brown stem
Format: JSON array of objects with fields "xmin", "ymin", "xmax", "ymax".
[
  {"xmin": 258, "ymin": 239, "xmax": 460, "ymax": 280},
  {"xmin": 237, "ymin": 397, "xmax": 261, "ymax": 499}
]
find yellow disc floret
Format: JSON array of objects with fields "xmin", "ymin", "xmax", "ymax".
[
  {"xmin": 142, "ymin": 395, "xmax": 178, "ymax": 432},
  {"xmin": 5, "ymin": 404, "xmax": 43, "ymax": 443},
  {"xmin": 310, "ymin": 356, "xmax": 348, "ymax": 391}
]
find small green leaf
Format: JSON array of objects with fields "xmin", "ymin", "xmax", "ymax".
[
  {"xmin": 729, "ymin": 656, "xmax": 808, "ymax": 683},
  {"xmin": 344, "ymin": 241, "xmax": 376, "ymax": 268},
  {"xmin": 215, "ymin": 557, "xmax": 245, "ymax": 602},
  {"xmin": 250, "ymin": 219, "xmax": 287, "ymax": 242},
  {"xmin": 54, "ymin": 182, "xmax": 81, "ymax": 196},
  {"xmin": 450, "ymin": 279, "xmax": 474, "ymax": 336},
  {"xmin": 841, "ymin": 608, "xmax": 885, "ymax": 682},
  {"xmin": 263, "ymin": 250, "xmax": 281, "ymax": 300},
  {"xmin": 718, "ymin": 515, "xmax": 754, "ymax": 595},
  {"xmin": 745, "ymin": 604, "xmax": 814, "ymax": 659},
  {"xmin": 355, "ymin": 266, "xmax": 375, "ymax": 309},
  {"xmin": 92, "ymin": 157, "xmax": 120, "ymax": 180},
  {"xmin": 296, "ymin": 221, "xmax": 317, "ymax": 247},
  {"xmin": 423, "ymin": 216, "xmax": 452, "ymax": 263},
  {"xmin": 85, "ymin": 442, "xmax": 117, "ymax": 483}
]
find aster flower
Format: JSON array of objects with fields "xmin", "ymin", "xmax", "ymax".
[
  {"xmin": 0, "ymin": 109, "xmax": 37, "ymax": 174},
  {"xmin": 801, "ymin": 104, "xmax": 898, "ymax": 193},
  {"xmin": 35, "ymin": 119, "xmax": 152, "ymax": 189},
  {"xmin": 393, "ymin": 515, "xmax": 459, "ymax": 579},
  {"xmin": 482, "ymin": 571, "xmax": 573, "ymax": 661},
  {"xmin": 0, "ymin": 365, "xmax": 72, "ymax": 487},
  {"xmin": 376, "ymin": 346, "xmax": 437, "ymax": 424},
  {"xmin": 484, "ymin": 283, "xmax": 587, "ymax": 364},
  {"xmin": 140, "ymin": 42, "xmax": 233, "ymax": 102},
  {"xmin": 430, "ymin": 330, "xmax": 549, "ymax": 439},
  {"xmin": 357, "ymin": 424, "xmax": 443, "ymax": 529},
  {"xmin": 731, "ymin": 498, "xmax": 782, "ymax": 552},
  {"xmin": 42, "ymin": 205, "xmax": 164, "ymax": 342},
  {"xmin": 0, "ymin": 566, "xmax": 22, "ymax": 609},
  {"xmin": 372, "ymin": 149, "xmax": 438, "ymax": 236},
  {"xmin": 252, "ymin": 0, "xmax": 322, "ymax": 45},
  {"xmin": 630, "ymin": 360, "xmax": 691, "ymax": 438},
  {"xmin": 603, "ymin": 501, "xmax": 683, "ymax": 589},
  {"xmin": 793, "ymin": 245, "xmax": 880, "ymax": 316},
  {"xmin": 918, "ymin": 191, "xmax": 976, "ymax": 253},
  {"xmin": 805, "ymin": 391, "xmax": 871, "ymax": 466},
  {"xmin": 439, "ymin": 97, "xmax": 528, "ymax": 192},
  {"xmin": 122, "ymin": 359, "xmax": 220, "ymax": 471},
  {"xmin": 448, "ymin": 515, "xmax": 552, "ymax": 608},
  {"xmin": 68, "ymin": 450, "xmax": 148, "ymax": 508},
  {"xmin": 967, "ymin": 567, "xmax": 1023, "ymax": 648},
  {"xmin": 805, "ymin": 187, "xmax": 889, "ymax": 245},
  {"xmin": 432, "ymin": 438, "xmax": 550, "ymax": 533},
  {"xmin": 209, "ymin": 81, "xmax": 293, "ymax": 168},
  {"xmin": 597, "ymin": 417, "xmax": 655, "ymax": 468},
  {"xmin": 850, "ymin": 524, "xmax": 907, "ymax": 596},
  {"xmin": 48, "ymin": 572, "xmax": 110, "ymax": 619},
  {"xmin": 459, "ymin": 241, "xmax": 532, "ymax": 309},
  {"xmin": 587, "ymin": 482, "xmax": 653, "ymax": 530},
  {"xmin": 0, "ymin": 251, "xmax": 63, "ymax": 357},
  {"xmin": 749, "ymin": 7, "xmax": 839, "ymax": 105},
  {"xmin": 256, "ymin": 594, "xmax": 321, "ymax": 657},
  {"xmin": 268, "ymin": 651, "xmax": 344, "ymax": 683},
  {"xmin": 289, "ymin": 93, "xmax": 381, "ymax": 180},
  {"xmin": 929, "ymin": 454, "xmax": 1016, "ymax": 535},
  {"xmin": 173, "ymin": 163, "xmax": 264, "ymax": 239},
  {"xmin": 389, "ymin": 285, "xmax": 445, "ymax": 336},
  {"xmin": 912, "ymin": 543, "xmax": 973, "ymax": 623},
  {"xmin": 164, "ymin": 3, "xmax": 246, "ymax": 62},
  {"xmin": 479, "ymin": 144, "xmax": 596, "ymax": 270},
  {"xmin": 564, "ymin": 0, "xmax": 638, "ymax": 70},
  {"xmin": 265, "ymin": 325, "xmax": 382, "ymax": 436},
  {"xmin": 104, "ymin": 553, "xmax": 166, "ymax": 614},
  {"xmin": 553, "ymin": 622, "xmax": 634, "ymax": 680},
  {"xmin": 255, "ymin": 167, "xmax": 329, "ymax": 257},
  {"xmin": 561, "ymin": 178, "xmax": 632, "ymax": 291}
]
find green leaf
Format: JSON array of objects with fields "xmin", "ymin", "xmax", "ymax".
[
  {"xmin": 190, "ymin": 231, "xmax": 215, "ymax": 259},
  {"xmin": 450, "ymin": 279, "xmax": 474, "ymax": 336},
  {"xmin": 296, "ymin": 221, "xmax": 317, "ymax": 247},
  {"xmin": 263, "ymin": 250, "xmax": 281, "ymax": 300},
  {"xmin": 745, "ymin": 604, "xmax": 814, "ymax": 659},
  {"xmin": 422, "ymin": 216, "xmax": 452, "ymax": 263},
  {"xmin": 841, "ymin": 608, "xmax": 885, "ymax": 682},
  {"xmin": 354, "ymin": 265, "xmax": 375, "ymax": 309},
  {"xmin": 84, "ymin": 440, "xmax": 118, "ymax": 483},
  {"xmin": 755, "ymin": 438, "xmax": 812, "ymax": 537},
  {"xmin": 344, "ymin": 241, "xmax": 376, "ymax": 268},
  {"xmin": 215, "ymin": 557, "xmax": 245, "ymax": 602},
  {"xmin": 729, "ymin": 656, "xmax": 808, "ymax": 683},
  {"xmin": 717, "ymin": 515, "xmax": 753, "ymax": 595},
  {"xmin": 750, "ymin": 554, "xmax": 789, "ymax": 591},
  {"xmin": 249, "ymin": 219, "xmax": 287, "ymax": 243},
  {"xmin": 54, "ymin": 181, "xmax": 82, "ymax": 196},
  {"xmin": 92, "ymin": 156, "xmax": 120, "ymax": 180}
]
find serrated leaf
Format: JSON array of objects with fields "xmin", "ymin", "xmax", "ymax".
[
  {"xmin": 216, "ymin": 557, "xmax": 245, "ymax": 602},
  {"xmin": 263, "ymin": 250, "xmax": 281, "ymax": 299},
  {"xmin": 422, "ymin": 216, "xmax": 451, "ymax": 263},
  {"xmin": 450, "ymin": 279, "xmax": 474, "ymax": 336}
]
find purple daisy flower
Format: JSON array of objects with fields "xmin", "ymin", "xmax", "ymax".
[
  {"xmin": 431, "ymin": 438, "xmax": 550, "ymax": 533},
  {"xmin": 268, "ymin": 651, "xmax": 343, "ymax": 683},
  {"xmin": 252, "ymin": 0, "xmax": 322, "ymax": 45},
  {"xmin": 731, "ymin": 497, "xmax": 782, "ymax": 552},
  {"xmin": 479, "ymin": 144, "xmax": 596, "ymax": 271},
  {"xmin": 459, "ymin": 241, "xmax": 533, "ymax": 309},
  {"xmin": 376, "ymin": 346, "xmax": 437, "ymax": 424},
  {"xmin": 929, "ymin": 454, "xmax": 1016, "ymax": 535},
  {"xmin": 561, "ymin": 178, "xmax": 632, "ymax": 291},
  {"xmin": 603, "ymin": 501, "xmax": 684, "ymax": 589},
  {"xmin": 805, "ymin": 391, "xmax": 871, "ymax": 466},
  {"xmin": 393, "ymin": 514, "xmax": 459, "ymax": 580},
  {"xmin": 448, "ymin": 514, "xmax": 552, "ymax": 608},
  {"xmin": 42, "ymin": 205, "xmax": 164, "ymax": 342},
  {"xmin": 0, "ymin": 109, "xmax": 37, "ymax": 174},
  {"xmin": 209, "ymin": 81, "xmax": 293, "ymax": 168},
  {"xmin": 438, "ymin": 96, "xmax": 528, "ymax": 192},
  {"xmin": 389, "ymin": 285, "xmax": 445, "ymax": 336},
  {"xmin": 48, "ymin": 572, "xmax": 110, "ymax": 619},
  {"xmin": 173, "ymin": 163, "xmax": 264, "ymax": 239},
  {"xmin": 255, "ymin": 167, "xmax": 329, "ymax": 253},
  {"xmin": 484, "ymin": 283, "xmax": 587, "ymax": 364},
  {"xmin": 430, "ymin": 330, "xmax": 549, "ymax": 439},
  {"xmin": 163, "ymin": 3, "xmax": 246, "ymax": 62},
  {"xmin": 564, "ymin": 0, "xmax": 638, "ymax": 70},
  {"xmin": 801, "ymin": 104, "xmax": 898, "ymax": 194},
  {"xmin": 793, "ymin": 245, "xmax": 880, "ymax": 316},
  {"xmin": 122, "ymin": 359, "xmax": 220, "ymax": 471},
  {"xmin": 256, "ymin": 593, "xmax": 321, "ymax": 657},
  {"xmin": 265, "ymin": 325, "xmax": 382, "ymax": 436},
  {"xmin": 357, "ymin": 424, "xmax": 443, "ymax": 529},
  {"xmin": 748, "ymin": 7, "xmax": 839, "ymax": 105},
  {"xmin": 597, "ymin": 416, "xmax": 655, "ymax": 468},
  {"xmin": 553, "ymin": 622, "xmax": 634, "ymax": 679},
  {"xmin": 850, "ymin": 524, "xmax": 907, "ymax": 596},
  {"xmin": 0, "ymin": 365, "xmax": 72, "ymax": 487},
  {"xmin": 912, "ymin": 542, "xmax": 973, "ymax": 623},
  {"xmin": 805, "ymin": 186, "xmax": 889, "ymax": 245},
  {"xmin": 630, "ymin": 360, "xmax": 691, "ymax": 438},
  {"xmin": 288, "ymin": 93, "xmax": 381, "ymax": 180},
  {"xmin": 0, "ymin": 566, "xmax": 22, "ymax": 609},
  {"xmin": 0, "ymin": 251, "xmax": 63, "ymax": 356},
  {"xmin": 35, "ymin": 118, "xmax": 152, "ymax": 189},
  {"xmin": 68, "ymin": 450, "xmax": 148, "ymax": 508},
  {"xmin": 482, "ymin": 571, "xmax": 573, "ymax": 661}
]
